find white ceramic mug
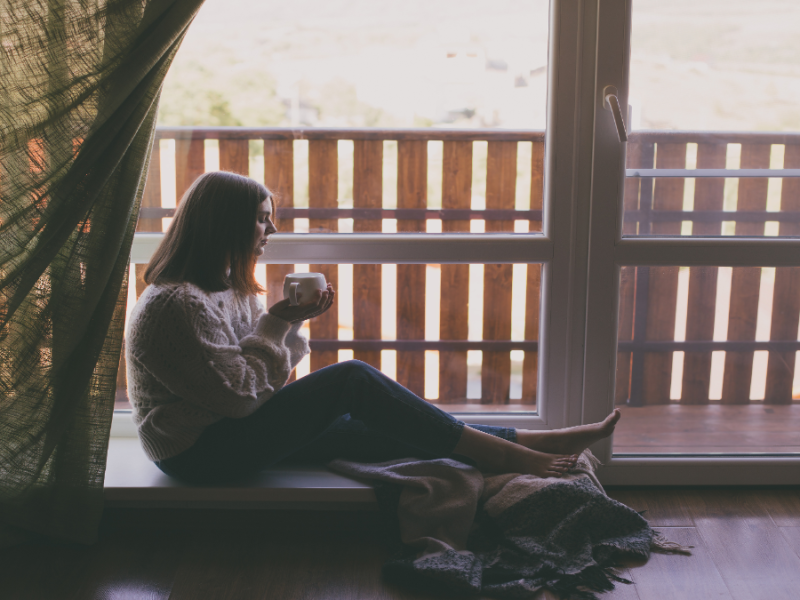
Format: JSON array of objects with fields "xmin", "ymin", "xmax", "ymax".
[{"xmin": 283, "ymin": 272, "xmax": 327, "ymax": 306}]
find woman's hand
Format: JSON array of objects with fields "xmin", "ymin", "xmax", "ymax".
[{"xmin": 268, "ymin": 284, "xmax": 335, "ymax": 324}]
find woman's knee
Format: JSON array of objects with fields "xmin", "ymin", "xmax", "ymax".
[
  {"xmin": 338, "ymin": 359, "xmax": 374, "ymax": 374},
  {"xmin": 334, "ymin": 359, "xmax": 385, "ymax": 386}
]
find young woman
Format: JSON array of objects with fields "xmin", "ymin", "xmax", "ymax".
[{"xmin": 126, "ymin": 171, "xmax": 621, "ymax": 484}]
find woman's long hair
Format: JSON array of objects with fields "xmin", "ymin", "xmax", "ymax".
[{"xmin": 144, "ymin": 171, "xmax": 271, "ymax": 295}]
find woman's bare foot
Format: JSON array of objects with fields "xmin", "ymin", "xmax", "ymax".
[
  {"xmin": 516, "ymin": 409, "xmax": 622, "ymax": 456},
  {"xmin": 502, "ymin": 446, "xmax": 580, "ymax": 478},
  {"xmin": 452, "ymin": 424, "xmax": 578, "ymax": 478}
]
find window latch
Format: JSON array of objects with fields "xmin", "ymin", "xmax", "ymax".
[{"xmin": 603, "ymin": 85, "xmax": 628, "ymax": 142}]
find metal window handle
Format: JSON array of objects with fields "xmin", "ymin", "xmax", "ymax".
[{"xmin": 603, "ymin": 85, "xmax": 628, "ymax": 142}]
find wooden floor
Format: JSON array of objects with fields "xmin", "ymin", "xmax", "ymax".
[{"xmin": 2, "ymin": 487, "xmax": 800, "ymax": 600}]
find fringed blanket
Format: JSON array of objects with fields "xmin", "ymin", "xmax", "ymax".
[{"xmin": 328, "ymin": 450, "xmax": 690, "ymax": 599}]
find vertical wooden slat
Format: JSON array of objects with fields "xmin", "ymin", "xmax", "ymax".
[
  {"xmin": 219, "ymin": 139, "xmax": 249, "ymax": 175},
  {"xmin": 627, "ymin": 141, "xmax": 656, "ymax": 406},
  {"xmin": 521, "ymin": 141, "xmax": 545, "ymax": 404},
  {"xmin": 482, "ymin": 141, "xmax": 516, "ymax": 404},
  {"xmin": 309, "ymin": 139, "xmax": 339, "ymax": 373},
  {"xmin": 722, "ymin": 143, "xmax": 771, "ymax": 404},
  {"xmin": 765, "ymin": 268, "xmax": 800, "ymax": 404},
  {"xmin": 264, "ymin": 139, "xmax": 295, "ymax": 297},
  {"xmin": 681, "ymin": 143, "xmax": 727, "ymax": 404},
  {"xmin": 616, "ymin": 141, "xmax": 643, "ymax": 404},
  {"xmin": 175, "ymin": 137, "xmax": 204, "ymax": 201},
  {"xmin": 622, "ymin": 141, "xmax": 643, "ymax": 235},
  {"xmin": 529, "ymin": 140, "xmax": 544, "ymax": 233},
  {"xmin": 353, "ymin": 140, "xmax": 383, "ymax": 370},
  {"xmin": 264, "ymin": 139, "xmax": 296, "ymax": 382},
  {"xmin": 765, "ymin": 144, "xmax": 800, "ymax": 404},
  {"xmin": 642, "ymin": 143, "xmax": 685, "ymax": 405},
  {"xmin": 521, "ymin": 264, "xmax": 541, "ymax": 404},
  {"xmin": 135, "ymin": 140, "xmax": 162, "ymax": 295},
  {"xmin": 396, "ymin": 140, "xmax": 426, "ymax": 396},
  {"xmin": 616, "ymin": 266, "xmax": 635, "ymax": 404},
  {"xmin": 439, "ymin": 141, "xmax": 472, "ymax": 403}
]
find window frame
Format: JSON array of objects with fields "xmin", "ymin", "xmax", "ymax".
[{"xmin": 582, "ymin": 0, "xmax": 800, "ymax": 482}]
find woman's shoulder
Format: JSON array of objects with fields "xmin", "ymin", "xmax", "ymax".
[
  {"xmin": 134, "ymin": 282, "xmax": 230, "ymax": 322},
  {"xmin": 139, "ymin": 281, "xmax": 206, "ymax": 306}
]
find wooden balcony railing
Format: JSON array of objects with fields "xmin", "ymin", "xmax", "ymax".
[
  {"xmin": 118, "ymin": 127, "xmax": 800, "ymax": 409},
  {"xmin": 122, "ymin": 127, "xmax": 545, "ymax": 409},
  {"xmin": 618, "ymin": 131, "xmax": 800, "ymax": 406}
]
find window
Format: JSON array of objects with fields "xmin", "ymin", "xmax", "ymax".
[{"xmin": 116, "ymin": 0, "xmax": 800, "ymax": 483}]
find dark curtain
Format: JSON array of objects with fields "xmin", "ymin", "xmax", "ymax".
[{"xmin": 0, "ymin": 0, "xmax": 205, "ymax": 546}]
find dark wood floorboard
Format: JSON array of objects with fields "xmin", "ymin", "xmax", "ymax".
[
  {"xmin": 2, "ymin": 490, "xmax": 800, "ymax": 600},
  {"xmin": 759, "ymin": 489, "xmax": 800, "ymax": 527},
  {"xmin": 620, "ymin": 528, "xmax": 731, "ymax": 600},
  {"xmin": 687, "ymin": 489, "xmax": 800, "ymax": 600},
  {"xmin": 779, "ymin": 527, "xmax": 800, "ymax": 560},
  {"xmin": 606, "ymin": 488, "xmax": 695, "ymax": 527}
]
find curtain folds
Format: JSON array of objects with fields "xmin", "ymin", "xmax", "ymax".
[{"xmin": 0, "ymin": 0, "xmax": 204, "ymax": 545}]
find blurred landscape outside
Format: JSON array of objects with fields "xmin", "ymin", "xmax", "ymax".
[
  {"xmin": 158, "ymin": 0, "xmax": 799, "ymax": 133},
  {"xmin": 124, "ymin": 0, "xmax": 800, "ymax": 420}
]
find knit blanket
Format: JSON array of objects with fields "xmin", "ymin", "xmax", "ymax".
[{"xmin": 328, "ymin": 451, "xmax": 689, "ymax": 599}]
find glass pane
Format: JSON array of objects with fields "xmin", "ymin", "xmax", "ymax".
[
  {"xmin": 623, "ymin": 1, "xmax": 800, "ymax": 237},
  {"xmin": 145, "ymin": 0, "xmax": 551, "ymax": 233},
  {"xmin": 137, "ymin": 137, "xmax": 544, "ymax": 235},
  {"xmin": 614, "ymin": 265, "xmax": 800, "ymax": 454},
  {"xmin": 118, "ymin": 263, "xmax": 542, "ymax": 414}
]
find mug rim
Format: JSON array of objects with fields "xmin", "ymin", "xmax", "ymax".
[{"xmin": 284, "ymin": 272, "xmax": 325, "ymax": 280}]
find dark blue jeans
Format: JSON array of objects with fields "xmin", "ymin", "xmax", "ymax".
[{"xmin": 155, "ymin": 360, "xmax": 516, "ymax": 484}]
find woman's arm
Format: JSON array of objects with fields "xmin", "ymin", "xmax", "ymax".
[{"xmin": 247, "ymin": 295, "xmax": 310, "ymax": 372}]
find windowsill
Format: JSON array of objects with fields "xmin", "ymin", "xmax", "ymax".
[
  {"xmin": 106, "ymin": 413, "xmax": 376, "ymax": 509},
  {"xmin": 103, "ymin": 407, "xmax": 540, "ymax": 509}
]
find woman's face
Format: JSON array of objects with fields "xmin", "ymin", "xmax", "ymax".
[{"xmin": 254, "ymin": 197, "xmax": 277, "ymax": 257}]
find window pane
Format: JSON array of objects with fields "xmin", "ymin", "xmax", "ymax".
[
  {"xmin": 145, "ymin": 0, "xmax": 551, "ymax": 234},
  {"xmin": 118, "ymin": 263, "xmax": 541, "ymax": 413},
  {"xmin": 137, "ymin": 135, "xmax": 545, "ymax": 235},
  {"xmin": 614, "ymin": 265, "xmax": 800, "ymax": 454},
  {"xmin": 621, "ymin": 139, "xmax": 800, "ymax": 238},
  {"xmin": 623, "ymin": 1, "xmax": 800, "ymax": 237}
]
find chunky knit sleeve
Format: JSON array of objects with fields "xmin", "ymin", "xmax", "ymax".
[
  {"xmin": 245, "ymin": 294, "xmax": 309, "ymax": 373},
  {"xmin": 128, "ymin": 286, "xmax": 303, "ymax": 419}
]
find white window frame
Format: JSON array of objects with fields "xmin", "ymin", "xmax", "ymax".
[{"xmin": 581, "ymin": 0, "xmax": 800, "ymax": 484}]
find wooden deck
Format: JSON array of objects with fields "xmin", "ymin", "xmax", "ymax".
[{"xmin": 613, "ymin": 403, "xmax": 800, "ymax": 454}]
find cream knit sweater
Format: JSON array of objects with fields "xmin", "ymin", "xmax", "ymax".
[{"xmin": 125, "ymin": 282, "xmax": 309, "ymax": 461}]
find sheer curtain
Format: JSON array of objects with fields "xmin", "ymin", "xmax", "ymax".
[{"xmin": 0, "ymin": 0, "xmax": 204, "ymax": 545}]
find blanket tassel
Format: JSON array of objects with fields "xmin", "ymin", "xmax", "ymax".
[{"xmin": 651, "ymin": 529, "xmax": 693, "ymax": 555}]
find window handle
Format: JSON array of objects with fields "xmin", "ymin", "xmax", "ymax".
[{"xmin": 603, "ymin": 85, "xmax": 628, "ymax": 142}]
